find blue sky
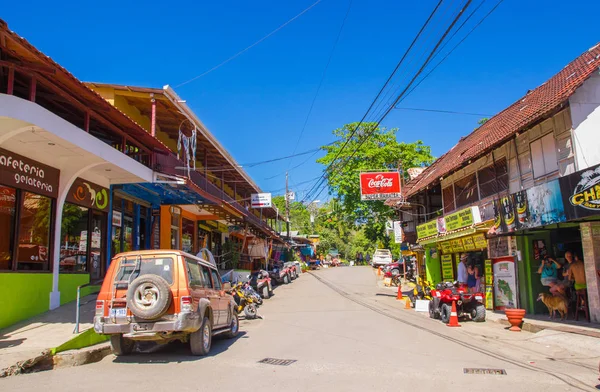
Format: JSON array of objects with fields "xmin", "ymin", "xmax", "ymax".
[{"xmin": 3, "ymin": 0, "xmax": 599, "ymax": 200}]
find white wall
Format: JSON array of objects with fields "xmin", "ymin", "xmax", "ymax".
[{"xmin": 570, "ymin": 71, "xmax": 600, "ymax": 171}]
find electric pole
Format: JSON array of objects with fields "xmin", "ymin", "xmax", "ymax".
[{"xmin": 285, "ymin": 171, "xmax": 291, "ymax": 240}]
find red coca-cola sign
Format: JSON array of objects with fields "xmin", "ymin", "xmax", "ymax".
[{"xmin": 359, "ymin": 172, "xmax": 401, "ymax": 200}]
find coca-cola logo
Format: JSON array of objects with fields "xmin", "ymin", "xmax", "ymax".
[{"xmin": 367, "ymin": 175, "xmax": 394, "ymax": 190}]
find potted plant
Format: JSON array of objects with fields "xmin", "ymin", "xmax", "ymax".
[{"xmin": 504, "ymin": 308, "xmax": 526, "ymax": 332}]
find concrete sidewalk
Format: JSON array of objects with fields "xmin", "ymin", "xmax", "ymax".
[{"xmin": 0, "ymin": 294, "xmax": 96, "ymax": 372}]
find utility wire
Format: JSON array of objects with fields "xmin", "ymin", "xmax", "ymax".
[
  {"xmin": 394, "ymin": 107, "xmax": 492, "ymax": 116},
  {"xmin": 304, "ymin": 0, "xmax": 475, "ymax": 204},
  {"xmin": 288, "ymin": 0, "xmax": 354, "ymax": 169},
  {"xmin": 175, "ymin": 0, "xmax": 323, "ymax": 87},
  {"xmin": 301, "ymin": 0, "xmax": 445, "ymax": 203}
]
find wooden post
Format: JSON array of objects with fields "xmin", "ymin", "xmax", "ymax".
[
  {"xmin": 84, "ymin": 112, "xmax": 90, "ymax": 133},
  {"xmin": 29, "ymin": 76, "xmax": 36, "ymax": 102},
  {"xmin": 7, "ymin": 67, "xmax": 14, "ymax": 95}
]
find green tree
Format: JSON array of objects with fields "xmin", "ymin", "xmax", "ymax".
[
  {"xmin": 317, "ymin": 122, "xmax": 434, "ymax": 246},
  {"xmin": 272, "ymin": 195, "xmax": 312, "ymax": 234}
]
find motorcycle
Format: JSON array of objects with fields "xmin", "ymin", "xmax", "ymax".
[
  {"xmin": 228, "ymin": 282, "xmax": 259, "ymax": 319},
  {"xmin": 408, "ymin": 277, "xmax": 433, "ymax": 308},
  {"xmin": 429, "ymin": 281, "xmax": 486, "ymax": 323},
  {"xmin": 242, "ymin": 283, "xmax": 263, "ymax": 305},
  {"xmin": 249, "ymin": 270, "xmax": 273, "ymax": 299}
]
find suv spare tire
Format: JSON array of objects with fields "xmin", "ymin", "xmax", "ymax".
[{"xmin": 126, "ymin": 275, "xmax": 171, "ymax": 320}]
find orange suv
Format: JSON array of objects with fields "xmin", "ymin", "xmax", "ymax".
[{"xmin": 94, "ymin": 250, "xmax": 238, "ymax": 356}]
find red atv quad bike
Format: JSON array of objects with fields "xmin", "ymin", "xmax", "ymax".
[{"xmin": 429, "ymin": 281, "xmax": 486, "ymax": 323}]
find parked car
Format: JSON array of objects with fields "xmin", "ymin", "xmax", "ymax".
[
  {"xmin": 94, "ymin": 250, "xmax": 239, "ymax": 356},
  {"xmin": 383, "ymin": 261, "xmax": 403, "ymax": 276},
  {"xmin": 371, "ymin": 249, "xmax": 393, "ymax": 267}
]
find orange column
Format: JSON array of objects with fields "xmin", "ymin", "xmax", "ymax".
[{"xmin": 160, "ymin": 206, "xmax": 171, "ymax": 249}]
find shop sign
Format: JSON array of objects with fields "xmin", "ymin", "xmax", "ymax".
[
  {"xmin": 440, "ymin": 241, "xmax": 452, "ymax": 253},
  {"xmin": 112, "ymin": 210, "xmax": 122, "ymax": 227},
  {"xmin": 559, "ymin": 163, "xmax": 600, "ymax": 220},
  {"xmin": 416, "ymin": 219, "xmax": 438, "ymax": 239},
  {"xmin": 393, "ymin": 221, "xmax": 403, "ymax": 244},
  {"xmin": 462, "ymin": 236, "xmax": 476, "ymax": 251},
  {"xmin": 472, "ymin": 233, "xmax": 487, "ymax": 249},
  {"xmin": 441, "ymin": 254, "xmax": 453, "ymax": 280},
  {"xmin": 251, "ymin": 193, "xmax": 272, "ymax": 208},
  {"xmin": 79, "ymin": 231, "xmax": 88, "ymax": 252},
  {"xmin": 450, "ymin": 238, "xmax": 464, "ymax": 253},
  {"xmin": 484, "ymin": 259, "xmax": 493, "ymax": 310},
  {"xmin": 66, "ymin": 178, "xmax": 109, "ymax": 211},
  {"xmin": 91, "ymin": 228, "xmax": 101, "ymax": 249},
  {"xmin": 359, "ymin": 171, "xmax": 401, "ymax": 200},
  {"xmin": 492, "ymin": 257, "xmax": 517, "ymax": 310},
  {"xmin": 0, "ymin": 147, "xmax": 59, "ymax": 198},
  {"xmin": 444, "ymin": 206, "xmax": 481, "ymax": 231},
  {"xmin": 492, "ymin": 179, "xmax": 566, "ymax": 234}
]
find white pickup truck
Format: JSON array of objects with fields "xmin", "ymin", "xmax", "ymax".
[{"xmin": 371, "ymin": 249, "xmax": 393, "ymax": 267}]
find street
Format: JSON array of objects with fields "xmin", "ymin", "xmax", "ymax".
[{"xmin": 1, "ymin": 267, "xmax": 598, "ymax": 392}]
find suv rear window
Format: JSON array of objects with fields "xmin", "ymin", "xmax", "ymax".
[
  {"xmin": 114, "ymin": 257, "xmax": 174, "ymax": 285},
  {"xmin": 375, "ymin": 250, "xmax": 391, "ymax": 256}
]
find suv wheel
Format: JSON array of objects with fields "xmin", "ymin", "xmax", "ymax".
[
  {"xmin": 225, "ymin": 312, "xmax": 239, "ymax": 338},
  {"xmin": 126, "ymin": 275, "xmax": 171, "ymax": 320},
  {"xmin": 190, "ymin": 316, "xmax": 212, "ymax": 356},
  {"xmin": 110, "ymin": 334, "xmax": 134, "ymax": 356}
]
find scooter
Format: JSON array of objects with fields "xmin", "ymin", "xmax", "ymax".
[
  {"xmin": 242, "ymin": 283, "xmax": 263, "ymax": 305},
  {"xmin": 408, "ymin": 277, "xmax": 433, "ymax": 308},
  {"xmin": 429, "ymin": 281, "xmax": 486, "ymax": 323},
  {"xmin": 249, "ymin": 270, "xmax": 273, "ymax": 299}
]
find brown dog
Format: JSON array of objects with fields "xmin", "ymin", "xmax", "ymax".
[{"xmin": 537, "ymin": 293, "xmax": 568, "ymax": 320}]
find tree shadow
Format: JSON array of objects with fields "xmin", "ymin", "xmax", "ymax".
[{"xmin": 112, "ymin": 331, "xmax": 248, "ymax": 364}]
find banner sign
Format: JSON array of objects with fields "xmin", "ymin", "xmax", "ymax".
[
  {"xmin": 112, "ymin": 210, "xmax": 122, "ymax": 227},
  {"xmin": 359, "ymin": 171, "xmax": 401, "ymax": 200},
  {"xmin": 559, "ymin": 163, "xmax": 600, "ymax": 220},
  {"xmin": 485, "ymin": 259, "xmax": 493, "ymax": 310},
  {"xmin": 450, "ymin": 238, "xmax": 465, "ymax": 253},
  {"xmin": 472, "ymin": 233, "xmax": 488, "ymax": 249},
  {"xmin": 492, "ymin": 179, "xmax": 566, "ymax": 234},
  {"xmin": 416, "ymin": 220, "xmax": 438, "ymax": 239},
  {"xmin": 462, "ymin": 236, "xmax": 476, "ymax": 251},
  {"xmin": 492, "ymin": 257, "xmax": 517, "ymax": 310},
  {"xmin": 441, "ymin": 254, "xmax": 454, "ymax": 280},
  {"xmin": 66, "ymin": 178, "xmax": 109, "ymax": 211},
  {"xmin": 444, "ymin": 206, "xmax": 481, "ymax": 231},
  {"xmin": 251, "ymin": 193, "xmax": 272, "ymax": 208},
  {"xmin": 440, "ymin": 241, "xmax": 452, "ymax": 253}
]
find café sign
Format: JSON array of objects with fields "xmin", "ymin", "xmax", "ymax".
[
  {"xmin": 0, "ymin": 147, "xmax": 59, "ymax": 198},
  {"xmin": 66, "ymin": 178, "xmax": 109, "ymax": 211}
]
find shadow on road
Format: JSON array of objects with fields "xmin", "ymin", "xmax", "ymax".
[{"xmin": 111, "ymin": 331, "xmax": 248, "ymax": 364}]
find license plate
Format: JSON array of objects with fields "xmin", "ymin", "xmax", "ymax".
[{"xmin": 110, "ymin": 308, "xmax": 127, "ymax": 317}]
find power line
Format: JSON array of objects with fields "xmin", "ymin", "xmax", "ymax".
[
  {"xmin": 300, "ymin": 0, "xmax": 446, "ymax": 203},
  {"xmin": 288, "ymin": 0, "xmax": 354, "ymax": 169},
  {"xmin": 305, "ymin": 0, "xmax": 475, "ymax": 204},
  {"xmin": 394, "ymin": 107, "xmax": 492, "ymax": 116},
  {"xmin": 175, "ymin": 0, "xmax": 323, "ymax": 87}
]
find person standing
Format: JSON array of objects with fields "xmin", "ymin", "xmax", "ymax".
[
  {"xmin": 567, "ymin": 253, "xmax": 587, "ymax": 291},
  {"xmin": 365, "ymin": 253, "xmax": 371, "ymax": 265},
  {"xmin": 457, "ymin": 254, "xmax": 468, "ymax": 284}
]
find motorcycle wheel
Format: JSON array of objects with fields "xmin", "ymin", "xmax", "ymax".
[
  {"xmin": 261, "ymin": 286, "xmax": 270, "ymax": 299},
  {"xmin": 428, "ymin": 300, "xmax": 437, "ymax": 319},
  {"xmin": 244, "ymin": 304, "xmax": 257, "ymax": 319},
  {"xmin": 441, "ymin": 303, "xmax": 452, "ymax": 324}
]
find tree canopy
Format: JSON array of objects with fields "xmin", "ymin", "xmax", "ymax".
[{"xmin": 316, "ymin": 122, "xmax": 434, "ymax": 246}]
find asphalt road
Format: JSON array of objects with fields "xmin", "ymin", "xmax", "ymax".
[{"xmin": 2, "ymin": 266, "xmax": 599, "ymax": 391}]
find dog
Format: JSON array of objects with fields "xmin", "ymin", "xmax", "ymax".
[{"xmin": 537, "ymin": 293, "xmax": 568, "ymax": 320}]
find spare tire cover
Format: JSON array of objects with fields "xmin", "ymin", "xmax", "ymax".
[{"xmin": 126, "ymin": 275, "xmax": 171, "ymax": 320}]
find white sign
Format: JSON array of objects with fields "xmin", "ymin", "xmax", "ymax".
[
  {"xmin": 251, "ymin": 193, "xmax": 272, "ymax": 208},
  {"xmin": 112, "ymin": 210, "xmax": 122, "ymax": 227},
  {"xmin": 393, "ymin": 221, "xmax": 403, "ymax": 243},
  {"xmin": 286, "ymin": 191, "xmax": 295, "ymax": 201},
  {"xmin": 79, "ymin": 231, "xmax": 88, "ymax": 252}
]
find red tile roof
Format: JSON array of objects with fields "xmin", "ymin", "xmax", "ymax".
[{"xmin": 403, "ymin": 43, "xmax": 600, "ymax": 198}]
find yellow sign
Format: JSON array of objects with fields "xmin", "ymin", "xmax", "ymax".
[
  {"xmin": 450, "ymin": 238, "xmax": 465, "ymax": 253},
  {"xmin": 440, "ymin": 241, "xmax": 452, "ymax": 253},
  {"xmin": 444, "ymin": 207, "xmax": 476, "ymax": 231},
  {"xmin": 417, "ymin": 220, "xmax": 438, "ymax": 239},
  {"xmin": 441, "ymin": 254, "xmax": 454, "ymax": 280},
  {"xmin": 484, "ymin": 259, "xmax": 493, "ymax": 285},
  {"xmin": 462, "ymin": 236, "xmax": 476, "ymax": 251},
  {"xmin": 473, "ymin": 233, "xmax": 487, "ymax": 249}
]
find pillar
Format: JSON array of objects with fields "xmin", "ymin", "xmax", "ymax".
[
  {"xmin": 579, "ymin": 222, "xmax": 600, "ymax": 323},
  {"xmin": 50, "ymin": 162, "xmax": 105, "ymax": 310}
]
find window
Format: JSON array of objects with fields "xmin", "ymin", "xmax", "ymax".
[
  {"xmin": 454, "ymin": 173, "xmax": 478, "ymax": 209},
  {"xmin": 16, "ymin": 192, "xmax": 51, "ymax": 271},
  {"xmin": 210, "ymin": 269, "xmax": 222, "ymax": 290},
  {"xmin": 185, "ymin": 258, "xmax": 204, "ymax": 287},
  {"xmin": 60, "ymin": 203, "xmax": 89, "ymax": 273},
  {"xmin": 200, "ymin": 265, "xmax": 213, "ymax": 288},
  {"xmin": 182, "ymin": 218, "xmax": 194, "ymax": 253},
  {"xmin": 442, "ymin": 186, "xmax": 455, "ymax": 214},
  {"xmin": 530, "ymin": 134, "xmax": 558, "ymax": 178},
  {"xmin": 477, "ymin": 158, "xmax": 508, "ymax": 199},
  {"xmin": 114, "ymin": 257, "xmax": 174, "ymax": 285},
  {"xmin": 0, "ymin": 185, "xmax": 16, "ymax": 270}
]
